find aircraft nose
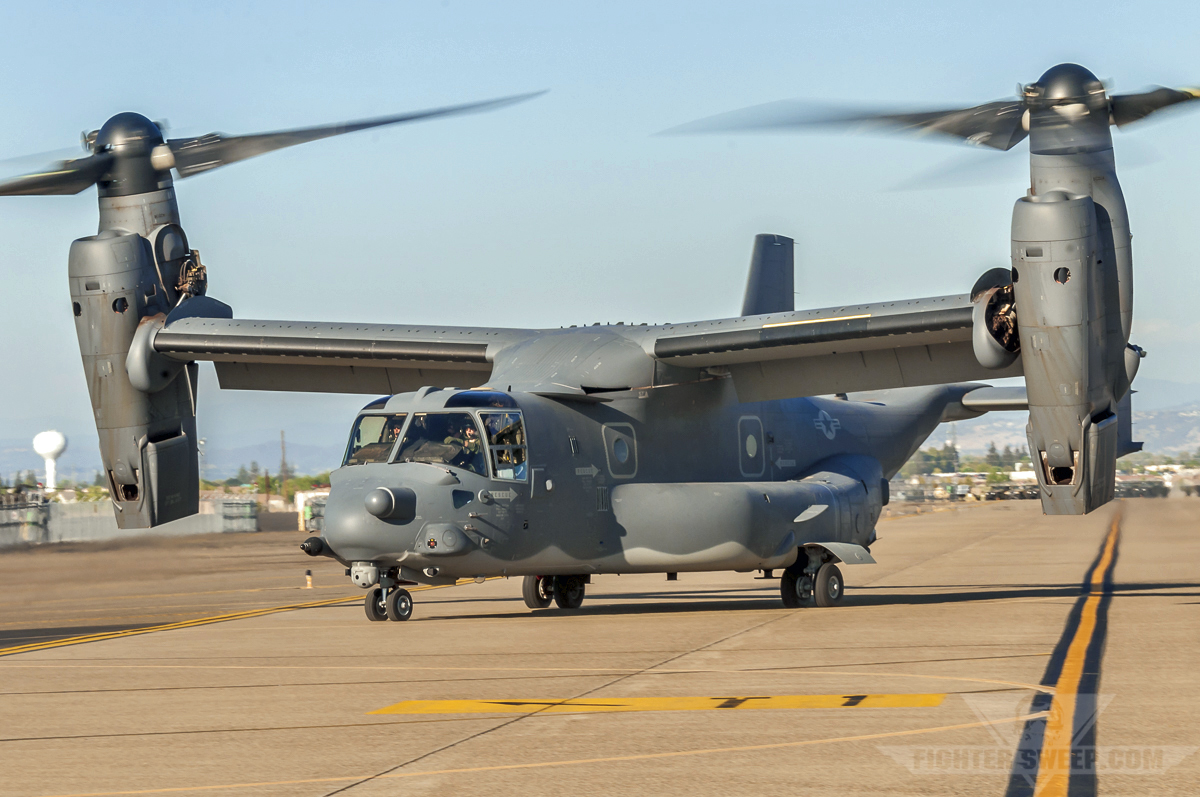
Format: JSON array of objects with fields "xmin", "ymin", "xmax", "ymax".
[
  {"xmin": 321, "ymin": 475, "xmax": 420, "ymax": 563},
  {"xmin": 364, "ymin": 487, "xmax": 417, "ymax": 521}
]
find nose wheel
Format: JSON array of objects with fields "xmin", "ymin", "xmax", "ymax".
[
  {"xmin": 365, "ymin": 586, "xmax": 415, "ymax": 621},
  {"xmin": 386, "ymin": 588, "xmax": 414, "ymax": 621},
  {"xmin": 365, "ymin": 587, "xmax": 388, "ymax": 621},
  {"xmin": 522, "ymin": 575, "xmax": 553, "ymax": 609}
]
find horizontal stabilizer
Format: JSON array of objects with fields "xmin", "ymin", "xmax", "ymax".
[{"xmin": 961, "ymin": 385, "xmax": 1028, "ymax": 411}]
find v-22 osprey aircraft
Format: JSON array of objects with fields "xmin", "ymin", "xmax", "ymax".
[{"xmin": 3, "ymin": 63, "xmax": 1188, "ymax": 621}]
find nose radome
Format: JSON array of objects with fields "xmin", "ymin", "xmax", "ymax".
[{"xmin": 364, "ymin": 487, "xmax": 417, "ymax": 522}]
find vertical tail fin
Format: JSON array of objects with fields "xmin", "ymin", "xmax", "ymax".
[{"xmin": 741, "ymin": 234, "xmax": 794, "ymax": 316}]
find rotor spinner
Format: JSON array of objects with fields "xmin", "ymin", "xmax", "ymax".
[
  {"xmin": 88, "ymin": 113, "xmax": 174, "ymax": 199},
  {"xmin": 1022, "ymin": 64, "xmax": 1112, "ymax": 155}
]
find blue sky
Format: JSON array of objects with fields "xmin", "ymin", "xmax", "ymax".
[{"xmin": 2, "ymin": 1, "xmax": 1199, "ymax": 476}]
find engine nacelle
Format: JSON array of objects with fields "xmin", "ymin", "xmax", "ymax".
[
  {"xmin": 971, "ymin": 268, "xmax": 1020, "ymax": 370},
  {"xmin": 1010, "ymin": 191, "xmax": 1127, "ymax": 514},
  {"xmin": 70, "ymin": 230, "xmax": 203, "ymax": 528}
]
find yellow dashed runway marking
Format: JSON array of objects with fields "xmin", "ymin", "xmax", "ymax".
[{"xmin": 370, "ymin": 692, "xmax": 945, "ymax": 715}]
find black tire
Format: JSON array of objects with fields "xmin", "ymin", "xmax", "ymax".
[
  {"xmin": 814, "ymin": 563, "xmax": 844, "ymax": 607},
  {"xmin": 386, "ymin": 588, "xmax": 414, "ymax": 621},
  {"xmin": 365, "ymin": 587, "xmax": 388, "ymax": 621},
  {"xmin": 552, "ymin": 575, "xmax": 586, "ymax": 609},
  {"xmin": 780, "ymin": 565, "xmax": 812, "ymax": 609},
  {"xmin": 522, "ymin": 575, "xmax": 553, "ymax": 609}
]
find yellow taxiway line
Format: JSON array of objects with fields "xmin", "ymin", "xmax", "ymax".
[
  {"xmin": 1032, "ymin": 514, "xmax": 1121, "ymax": 796},
  {"xmin": 0, "ymin": 581, "xmax": 484, "ymax": 659}
]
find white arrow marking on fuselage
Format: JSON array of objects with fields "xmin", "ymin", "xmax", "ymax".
[{"xmin": 575, "ymin": 465, "xmax": 600, "ymax": 477}]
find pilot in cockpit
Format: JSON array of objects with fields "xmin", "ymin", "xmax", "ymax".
[{"xmin": 445, "ymin": 418, "xmax": 487, "ymax": 475}]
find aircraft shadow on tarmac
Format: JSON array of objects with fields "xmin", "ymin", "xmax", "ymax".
[
  {"xmin": 419, "ymin": 581, "xmax": 1200, "ymax": 622},
  {"xmin": 0, "ymin": 624, "xmax": 143, "ymax": 649},
  {"xmin": 5, "ymin": 583, "xmax": 1195, "ymax": 644}
]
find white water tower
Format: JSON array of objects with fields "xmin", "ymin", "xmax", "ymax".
[{"xmin": 32, "ymin": 431, "xmax": 68, "ymax": 491}]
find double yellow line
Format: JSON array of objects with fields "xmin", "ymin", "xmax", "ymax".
[{"xmin": 1027, "ymin": 512, "xmax": 1121, "ymax": 796}]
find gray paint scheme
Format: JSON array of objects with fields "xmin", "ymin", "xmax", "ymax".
[
  {"xmin": 741, "ymin": 234, "xmax": 795, "ymax": 316},
  {"xmin": 3, "ymin": 62, "xmax": 1164, "ymax": 613}
]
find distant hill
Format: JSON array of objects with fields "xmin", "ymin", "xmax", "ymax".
[{"xmin": 946, "ymin": 401, "xmax": 1200, "ymax": 456}]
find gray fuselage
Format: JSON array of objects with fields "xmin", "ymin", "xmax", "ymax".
[{"xmin": 320, "ymin": 379, "xmax": 967, "ymax": 582}]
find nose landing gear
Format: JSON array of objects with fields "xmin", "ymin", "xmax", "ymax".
[
  {"xmin": 365, "ymin": 587, "xmax": 388, "ymax": 621},
  {"xmin": 386, "ymin": 588, "xmax": 414, "ymax": 621},
  {"xmin": 364, "ymin": 578, "xmax": 415, "ymax": 622}
]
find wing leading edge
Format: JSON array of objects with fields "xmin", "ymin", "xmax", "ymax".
[
  {"xmin": 153, "ymin": 293, "xmax": 1019, "ymax": 400},
  {"xmin": 651, "ymin": 294, "xmax": 1022, "ymax": 401},
  {"xmin": 153, "ymin": 318, "xmax": 535, "ymax": 394}
]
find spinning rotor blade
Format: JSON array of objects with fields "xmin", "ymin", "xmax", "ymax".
[
  {"xmin": 669, "ymin": 98, "xmax": 1028, "ymax": 151},
  {"xmin": 1110, "ymin": 86, "xmax": 1200, "ymax": 127},
  {"xmin": 0, "ymin": 153, "xmax": 113, "ymax": 196},
  {"xmin": 166, "ymin": 91, "xmax": 545, "ymax": 177}
]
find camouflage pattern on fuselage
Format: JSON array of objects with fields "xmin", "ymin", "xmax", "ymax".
[{"xmin": 321, "ymin": 378, "xmax": 973, "ymax": 581}]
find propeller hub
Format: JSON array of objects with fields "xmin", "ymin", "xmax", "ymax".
[
  {"xmin": 92, "ymin": 113, "xmax": 172, "ymax": 198},
  {"xmin": 94, "ymin": 113, "xmax": 164, "ymax": 155},
  {"xmin": 1021, "ymin": 64, "xmax": 1112, "ymax": 155},
  {"xmin": 1026, "ymin": 63, "xmax": 1106, "ymax": 105}
]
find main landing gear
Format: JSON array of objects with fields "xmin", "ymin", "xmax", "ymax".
[
  {"xmin": 522, "ymin": 575, "xmax": 553, "ymax": 609},
  {"xmin": 365, "ymin": 585, "xmax": 414, "ymax": 622},
  {"xmin": 780, "ymin": 552, "xmax": 844, "ymax": 609},
  {"xmin": 523, "ymin": 575, "xmax": 587, "ymax": 610}
]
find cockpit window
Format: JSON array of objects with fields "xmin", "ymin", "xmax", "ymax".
[
  {"xmin": 344, "ymin": 414, "xmax": 407, "ymax": 466},
  {"xmin": 481, "ymin": 411, "xmax": 527, "ymax": 481},
  {"xmin": 395, "ymin": 413, "xmax": 487, "ymax": 477}
]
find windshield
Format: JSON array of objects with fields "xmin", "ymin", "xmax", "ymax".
[
  {"xmin": 395, "ymin": 412, "xmax": 487, "ymax": 476},
  {"xmin": 344, "ymin": 414, "xmax": 408, "ymax": 466},
  {"xmin": 481, "ymin": 411, "xmax": 527, "ymax": 481}
]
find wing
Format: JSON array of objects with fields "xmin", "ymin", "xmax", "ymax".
[
  {"xmin": 153, "ymin": 317, "xmax": 536, "ymax": 394},
  {"xmin": 650, "ymin": 294, "xmax": 1022, "ymax": 401}
]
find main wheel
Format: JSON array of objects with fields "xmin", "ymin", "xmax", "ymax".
[
  {"xmin": 780, "ymin": 565, "xmax": 812, "ymax": 608},
  {"xmin": 522, "ymin": 575, "xmax": 553, "ymax": 609},
  {"xmin": 814, "ymin": 563, "xmax": 844, "ymax": 607},
  {"xmin": 385, "ymin": 588, "xmax": 414, "ymax": 621},
  {"xmin": 553, "ymin": 575, "xmax": 586, "ymax": 609},
  {"xmin": 365, "ymin": 587, "xmax": 388, "ymax": 621}
]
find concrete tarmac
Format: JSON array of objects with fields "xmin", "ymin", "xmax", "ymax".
[{"xmin": 0, "ymin": 500, "xmax": 1197, "ymax": 797}]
